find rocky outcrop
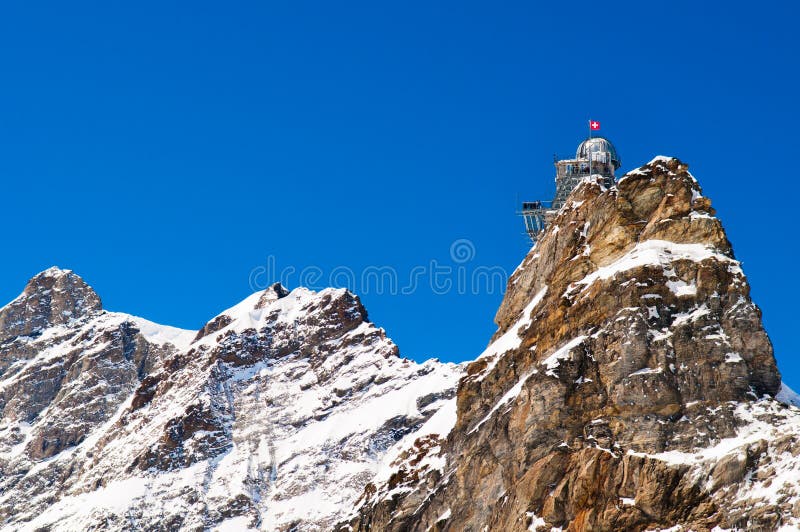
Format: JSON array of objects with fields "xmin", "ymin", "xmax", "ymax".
[
  {"xmin": 347, "ymin": 157, "xmax": 796, "ymax": 531},
  {"xmin": 0, "ymin": 267, "xmax": 101, "ymax": 341},
  {"xmin": 0, "ymin": 269, "xmax": 461, "ymax": 531},
  {"xmin": 0, "ymin": 268, "xmax": 184, "ymax": 464}
]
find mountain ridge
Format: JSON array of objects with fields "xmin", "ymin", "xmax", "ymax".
[
  {"xmin": 3, "ymin": 155, "xmax": 800, "ymax": 531},
  {"xmin": 0, "ymin": 267, "xmax": 462, "ymax": 530}
]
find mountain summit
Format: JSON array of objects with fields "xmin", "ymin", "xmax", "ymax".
[
  {"xmin": 0, "ymin": 266, "xmax": 102, "ymax": 339},
  {"xmin": 347, "ymin": 157, "xmax": 799, "ymax": 531},
  {"xmin": 2, "ymin": 156, "xmax": 799, "ymax": 531}
]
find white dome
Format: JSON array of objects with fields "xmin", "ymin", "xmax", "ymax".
[{"xmin": 576, "ymin": 137, "xmax": 621, "ymax": 170}]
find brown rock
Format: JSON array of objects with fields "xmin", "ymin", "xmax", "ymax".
[{"xmin": 349, "ymin": 157, "xmax": 784, "ymax": 531}]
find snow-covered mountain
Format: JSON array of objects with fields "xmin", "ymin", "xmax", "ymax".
[
  {"xmin": 0, "ymin": 268, "xmax": 461, "ymax": 531},
  {"xmin": 5, "ymin": 156, "xmax": 800, "ymax": 532}
]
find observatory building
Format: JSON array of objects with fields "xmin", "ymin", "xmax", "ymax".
[{"xmin": 521, "ymin": 136, "xmax": 621, "ymax": 242}]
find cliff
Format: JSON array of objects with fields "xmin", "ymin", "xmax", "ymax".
[{"xmin": 346, "ymin": 157, "xmax": 800, "ymax": 531}]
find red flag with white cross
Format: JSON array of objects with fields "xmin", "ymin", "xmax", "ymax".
[{"xmin": 589, "ymin": 120, "xmax": 600, "ymax": 131}]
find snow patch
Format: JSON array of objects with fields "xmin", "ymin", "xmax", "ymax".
[
  {"xmin": 777, "ymin": 382, "xmax": 800, "ymax": 407},
  {"xmin": 649, "ymin": 155, "xmax": 677, "ymax": 165},
  {"xmin": 724, "ymin": 352, "xmax": 743, "ymax": 364},
  {"xmin": 568, "ymin": 240, "xmax": 739, "ymax": 297},
  {"xmin": 124, "ymin": 315, "xmax": 196, "ymax": 350},
  {"xmin": 541, "ymin": 336, "xmax": 587, "ymax": 378},
  {"xmin": 629, "ymin": 367, "xmax": 663, "ymax": 377},
  {"xmin": 474, "ymin": 287, "xmax": 548, "ymax": 381}
]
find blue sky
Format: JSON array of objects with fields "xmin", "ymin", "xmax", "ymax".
[{"xmin": 2, "ymin": 1, "xmax": 800, "ymax": 387}]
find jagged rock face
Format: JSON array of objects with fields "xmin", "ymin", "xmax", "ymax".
[
  {"xmin": 0, "ymin": 267, "xmax": 101, "ymax": 340},
  {"xmin": 347, "ymin": 157, "xmax": 794, "ymax": 531},
  {"xmin": 0, "ymin": 272, "xmax": 461, "ymax": 531},
  {"xmin": 0, "ymin": 268, "xmax": 180, "ymax": 463}
]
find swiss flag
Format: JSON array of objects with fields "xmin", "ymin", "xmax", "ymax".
[{"xmin": 589, "ymin": 120, "xmax": 601, "ymax": 131}]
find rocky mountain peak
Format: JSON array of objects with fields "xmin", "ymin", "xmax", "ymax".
[
  {"xmin": 348, "ymin": 156, "xmax": 790, "ymax": 531},
  {"xmin": 0, "ymin": 267, "xmax": 461, "ymax": 530},
  {"xmin": 193, "ymin": 283, "xmax": 369, "ymax": 351},
  {"xmin": 494, "ymin": 155, "xmax": 728, "ymax": 333},
  {"xmin": 0, "ymin": 266, "xmax": 102, "ymax": 340},
  {"xmin": 463, "ymin": 155, "xmax": 779, "ymax": 445},
  {"xmin": 255, "ymin": 281, "xmax": 290, "ymax": 308}
]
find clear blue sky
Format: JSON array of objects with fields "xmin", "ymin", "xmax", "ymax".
[{"xmin": 2, "ymin": 1, "xmax": 799, "ymax": 387}]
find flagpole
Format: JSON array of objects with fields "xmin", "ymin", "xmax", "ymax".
[{"xmin": 588, "ymin": 120, "xmax": 593, "ymax": 178}]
